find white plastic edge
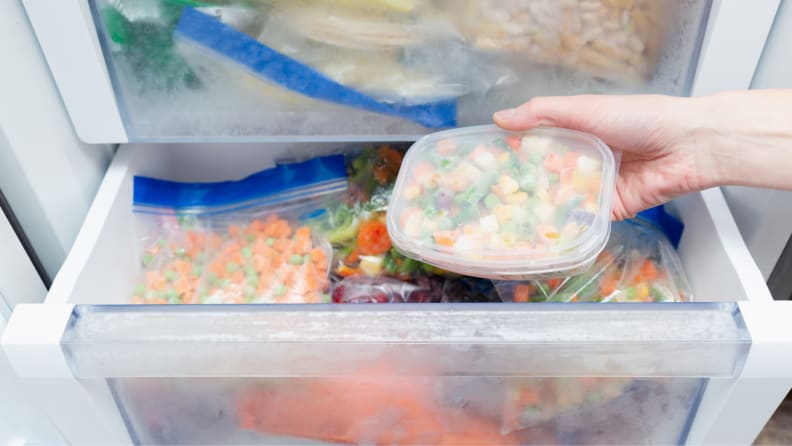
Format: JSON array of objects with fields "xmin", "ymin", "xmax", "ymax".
[
  {"xmin": 686, "ymin": 301, "xmax": 792, "ymax": 445},
  {"xmin": 22, "ymin": 0, "xmax": 127, "ymax": 143},
  {"xmin": 1, "ymin": 304, "xmax": 75, "ymax": 378},
  {"xmin": 674, "ymin": 188, "xmax": 772, "ymax": 302},
  {"xmin": 690, "ymin": 0, "xmax": 780, "ymax": 96},
  {"xmin": 45, "ymin": 146, "xmax": 136, "ymax": 304}
]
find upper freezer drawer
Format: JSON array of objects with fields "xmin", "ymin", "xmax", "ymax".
[{"xmin": 23, "ymin": 0, "xmax": 713, "ymax": 143}]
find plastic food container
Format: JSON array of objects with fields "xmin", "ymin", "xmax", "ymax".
[{"xmin": 387, "ymin": 125, "xmax": 618, "ymax": 279}]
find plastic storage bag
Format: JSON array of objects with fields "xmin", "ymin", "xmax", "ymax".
[
  {"xmin": 451, "ymin": 0, "xmax": 673, "ymax": 84},
  {"xmin": 131, "ymin": 155, "xmax": 348, "ymax": 304},
  {"xmin": 173, "ymin": 7, "xmax": 457, "ymax": 128},
  {"xmin": 494, "ymin": 219, "xmax": 693, "ymax": 303},
  {"xmin": 500, "ymin": 377, "xmax": 634, "ymax": 435},
  {"xmin": 320, "ymin": 145, "xmax": 502, "ymax": 303}
]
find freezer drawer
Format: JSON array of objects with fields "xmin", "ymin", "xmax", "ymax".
[
  {"xmin": 29, "ymin": 0, "xmax": 713, "ymax": 142},
  {"xmin": 3, "ymin": 142, "xmax": 792, "ymax": 445}
]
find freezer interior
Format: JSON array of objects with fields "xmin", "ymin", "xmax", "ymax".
[
  {"xmin": 88, "ymin": 0, "xmax": 712, "ymax": 140},
  {"xmin": 35, "ymin": 140, "xmax": 760, "ymax": 445}
]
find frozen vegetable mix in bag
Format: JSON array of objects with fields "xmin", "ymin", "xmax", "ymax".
[
  {"xmin": 131, "ymin": 155, "xmax": 347, "ymax": 304},
  {"xmin": 494, "ymin": 219, "xmax": 693, "ymax": 303}
]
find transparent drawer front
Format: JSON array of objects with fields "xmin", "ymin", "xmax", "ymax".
[
  {"xmin": 62, "ymin": 303, "xmax": 748, "ymax": 444},
  {"xmin": 90, "ymin": 0, "xmax": 712, "ymax": 141}
]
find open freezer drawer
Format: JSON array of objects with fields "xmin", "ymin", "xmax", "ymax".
[{"xmin": 4, "ymin": 143, "xmax": 792, "ymax": 445}]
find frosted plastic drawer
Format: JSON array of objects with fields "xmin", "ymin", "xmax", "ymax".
[
  {"xmin": 5, "ymin": 141, "xmax": 775, "ymax": 445},
  {"xmin": 85, "ymin": 0, "xmax": 712, "ymax": 141}
]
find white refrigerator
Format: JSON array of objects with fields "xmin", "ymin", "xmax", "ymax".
[{"xmin": 2, "ymin": 0, "xmax": 792, "ymax": 444}]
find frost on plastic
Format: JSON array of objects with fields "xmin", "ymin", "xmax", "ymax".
[
  {"xmin": 495, "ymin": 220, "xmax": 694, "ymax": 303},
  {"xmin": 91, "ymin": 0, "xmax": 711, "ymax": 139}
]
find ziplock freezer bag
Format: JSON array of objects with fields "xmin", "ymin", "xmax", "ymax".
[
  {"xmin": 132, "ymin": 155, "xmax": 347, "ymax": 304},
  {"xmin": 258, "ymin": 2, "xmax": 516, "ymax": 104},
  {"xmin": 450, "ymin": 0, "xmax": 673, "ymax": 84},
  {"xmin": 173, "ymin": 7, "xmax": 456, "ymax": 128},
  {"xmin": 494, "ymin": 219, "xmax": 693, "ymax": 303}
]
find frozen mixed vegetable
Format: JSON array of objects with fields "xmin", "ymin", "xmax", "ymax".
[
  {"xmin": 388, "ymin": 125, "xmax": 617, "ymax": 279},
  {"xmin": 495, "ymin": 219, "xmax": 693, "ymax": 303}
]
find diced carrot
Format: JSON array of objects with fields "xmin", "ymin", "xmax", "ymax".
[
  {"xmin": 310, "ymin": 247, "xmax": 327, "ymax": 267},
  {"xmin": 505, "ymin": 136, "xmax": 522, "ymax": 151},
  {"xmin": 640, "ymin": 260, "xmax": 658, "ymax": 282},
  {"xmin": 131, "ymin": 296, "xmax": 144, "ymax": 305},
  {"xmin": 413, "ymin": 162, "xmax": 435, "ymax": 180},
  {"xmin": 433, "ymin": 230, "xmax": 456, "ymax": 247},
  {"xmin": 544, "ymin": 152, "xmax": 563, "ymax": 173},
  {"xmin": 513, "ymin": 284, "xmax": 533, "ymax": 303},
  {"xmin": 560, "ymin": 167, "xmax": 574, "ymax": 184},
  {"xmin": 345, "ymin": 249, "xmax": 360, "ymax": 264},
  {"xmin": 294, "ymin": 226, "xmax": 313, "ymax": 254},
  {"xmin": 273, "ymin": 238, "xmax": 290, "ymax": 253},
  {"xmin": 304, "ymin": 262, "xmax": 319, "ymax": 292},
  {"xmin": 546, "ymin": 278, "xmax": 561, "ymax": 289},
  {"xmin": 519, "ymin": 388, "xmax": 540, "ymax": 405},
  {"xmin": 228, "ymin": 224, "xmax": 242, "ymax": 239},
  {"xmin": 600, "ymin": 277, "xmax": 618, "ymax": 297},
  {"xmin": 357, "ymin": 220, "xmax": 392, "ymax": 255},
  {"xmin": 149, "ymin": 298, "xmax": 168, "ymax": 305},
  {"xmin": 563, "ymin": 151, "xmax": 579, "ymax": 168},
  {"xmin": 437, "ymin": 138, "xmax": 458, "ymax": 155}
]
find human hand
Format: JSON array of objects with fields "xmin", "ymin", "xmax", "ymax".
[{"xmin": 493, "ymin": 91, "xmax": 792, "ymax": 220}]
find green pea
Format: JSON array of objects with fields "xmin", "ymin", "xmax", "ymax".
[
  {"xmin": 289, "ymin": 254, "xmax": 304, "ymax": 265},
  {"xmin": 225, "ymin": 262, "xmax": 239, "ymax": 273},
  {"xmin": 247, "ymin": 276, "xmax": 259, "ymax": 288},
  {"xmin": 192, "ymin": 265, "xmax": 203, "ymax": 277},
  {"xmin": 548, "ymin": 173, "xmax": 560, "ymax": 184},
  {"xmin": 164, "ymin": 270, "xmax": 176, "ymax": 283},
  {"xmin": 265, "ymin": 237, "xmax": 275, "ymax": 247},
  {"xmin": 244, "ymin": 286, "xmax": 256, "ymax": 300},
  {"xmin": 244, "ymin": 265, "xmax": 257, "ymax": 277},
  {"xmin": 174, "ymin": 247, "xmax": 186, "ymax": 257},
  {"xmin": 247, "ymin": 234, "xmax": 256, "ymax": 243},
  {"xmin": 484, "ymin": 193, "xmax": 500, "ymax": 210},
  {"xmin": 166, "ymin": 290, "xmax": 180, "ymax": 304},
  {"xmin": 142, "ymin": 252, "xmax": 155, "ymax": 267},
  {"xmin": 241, "ymin": 247, "xmax": 253, "ymax": 259},
  {"xmin": 273, "ymin": 284, "xmax": 287, "ymax": 297},
  {"xmin": 321, "ymin": 293, "xmax": 331, "ymax": 303},
  {"xmin": 436, "ymin": 217, "xmax": 454, "ymax": 231},
  {"xmin": 134, "ymin": 284, "xmax": 146, "ymax": 296},
  {"xmin": 528, "ymin": 151, "xmax": 543, "ymax": 165},
  {"xmin": 157, "ymin": 239, "xmax": 167, "ymax": 249},
  {"xmin": 519, "ymin": 173, "xmax": 536, "ymax": 191}
]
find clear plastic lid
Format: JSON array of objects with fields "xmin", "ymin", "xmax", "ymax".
[{"xmin": 387, "ymin": 125, "xmax": 618, "ymax": 279}]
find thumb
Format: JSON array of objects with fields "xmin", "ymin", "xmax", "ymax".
[{"xmin": 493, "ymin": 96, "xmax": 596, "ymax": 133}]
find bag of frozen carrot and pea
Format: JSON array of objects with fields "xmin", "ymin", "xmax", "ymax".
[{"xmin": 131, "ymin": 155, "xmax": 347, "ymax": 304}]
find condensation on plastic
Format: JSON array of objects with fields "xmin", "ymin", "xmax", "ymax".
[
  {"xmin": 90, "ymin": 0, "xmax": 712, "ymax": 140},
  {"xmin": 131, "ymin": 156, "xmax": 347, "ymax": 305},
  {"xmin": 388, "ymin": 125, "xmax": 618, "ymax": 280},
  {"xmin": 494, "ymin": 219, "xmax": 694, "ymax": 303},
  {"xmin": 257, "ymin": 2, "xmax": 517, "ymax": 105}
]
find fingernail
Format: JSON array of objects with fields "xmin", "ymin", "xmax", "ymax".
[{"xmin": 494, "ymin": 109, "xmax": 516, "ymax": 121}]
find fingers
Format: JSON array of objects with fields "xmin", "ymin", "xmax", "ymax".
[
  {"xmin": 495, "ymin": 95, "xmax": 683, "ymax": 156},
  {"xmin": 493, "ymin": 96, "xmax": 595, "ymax": 132}
]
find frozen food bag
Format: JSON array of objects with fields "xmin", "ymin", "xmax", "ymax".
[
  {"xmin": 451, "ymin": 0, "xmax": 674, "ymax": 84},
  {"xmin": 500, "ymin": 377, "xmax": 634, "ymax": 434},
  {"xmin": 132, "ymin": 154, "xmax": 347, "ymax": 304},
  {"xmin": 257, "ymin": 2, "xmax": 516, "ymax": 104},
  {"xmin": 236, "ymin": 363, "xmax": 524, "ymax": 445},
  {"xmin": 494, "ymin": 219, "xmax": 693, "ymax": 303},
  {"xmin": 173, "ymin": 7, "xmax": 457, "ymax": 128}
]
